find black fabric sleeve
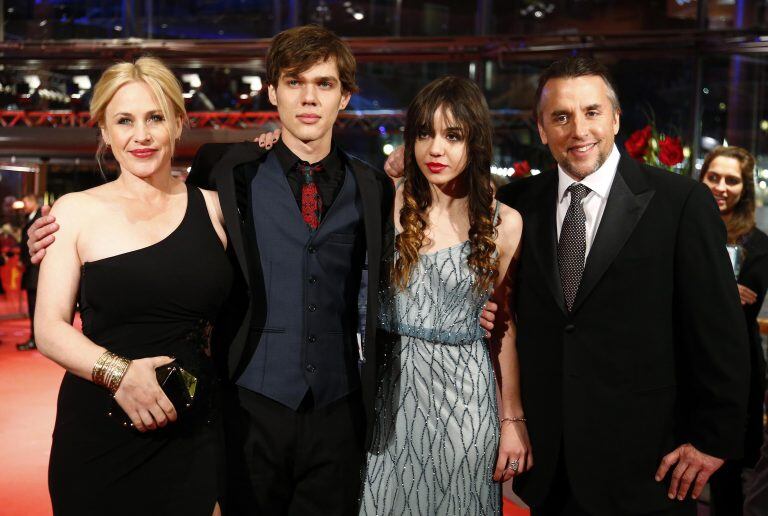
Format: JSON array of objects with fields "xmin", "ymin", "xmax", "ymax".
[
  {"xmin": 674, "ymin": 181, "xmax": 750, "ymax": 459},
  {"xmin": 186, "ymin": 143, "xmax": 235, "ymax": 191}
]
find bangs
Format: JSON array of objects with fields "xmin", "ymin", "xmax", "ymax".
[{"xmin": 413, "ymin": 97, "xmax": 469, "ymax": 138}]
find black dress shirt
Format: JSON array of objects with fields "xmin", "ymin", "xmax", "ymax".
[{"xmin": 273, "ymin": 139, "xmax": 346, "ymax": 217}]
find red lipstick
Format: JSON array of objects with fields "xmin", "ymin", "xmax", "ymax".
[
  {"xmin": 129, "ymin": 148, "xmax": 157, "ymax": 159},
  {"xmin": 426, "ymin": 162, "xmax": 447, "ymax": 173}
]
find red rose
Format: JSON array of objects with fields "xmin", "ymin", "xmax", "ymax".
[
  {"xmin": 624, "ymin": 125, "xmax": 652, "ymax": 160},
  {"xmin": 513, "ymin": 160, "xmax": 531, "ymax": 176},
  {"xmin": 658, "ymin": 136, "xmax": 684, "ymax": 167}
]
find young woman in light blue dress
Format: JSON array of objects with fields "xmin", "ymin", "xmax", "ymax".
[{"xmin": 360, "ymin": 76, "xmax": 532, "ymax": 515}]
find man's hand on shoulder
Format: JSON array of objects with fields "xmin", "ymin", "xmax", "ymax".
[
  {"xmin": 384, "ymin": 145, "xmax": 404, "ymax": 181},
  {"xmin": 655, "ymin": 443, "xmax": 725, "ymax": 501},
  {"xmin": 28, "ymin": 204, "xmax": 56, "ymax": 265}
]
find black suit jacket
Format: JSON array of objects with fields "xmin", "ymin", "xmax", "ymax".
[
  {"xmin": 21, "ymin": 208, "xmax": 41, "ymax": 290},
  {"xmin": 736, "ymin": 227, "xmax": 768, "ymax": 465},
  {"xmin": 497, "ymin": 156, "xmax": 750, "ymax": 515},
  {"xmin": 187, "ymin": 142, "xmax": 394, "ymax": 447}
]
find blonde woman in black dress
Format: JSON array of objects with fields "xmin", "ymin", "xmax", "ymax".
[{"xmin": 35, "ymin": 57, "xmax": 232, "ymax": 515}]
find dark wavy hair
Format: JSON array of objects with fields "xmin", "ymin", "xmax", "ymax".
[
  {"xmin": 700, "ymin": 145, "xmax": 756, "ymax": 243},
  {"xmin": 393, "ymin": 76, "xmax": 498, "ymax": 294},
  {"xmin": 266, "ymin": 25, "xmax": 358, "ymax": 94}
]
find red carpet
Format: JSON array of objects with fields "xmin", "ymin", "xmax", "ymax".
[
  {"xmin": 0, "ymin": 315, "xmax": 529, "ymax": 515},
  {"xmin": 0, "ymin": 318, "xmax": 61, "ymax": 516}
]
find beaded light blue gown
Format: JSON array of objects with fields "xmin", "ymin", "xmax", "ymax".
[{"xmin": 360, "ymin": 238, "xmax": 501, "ymax": 515}]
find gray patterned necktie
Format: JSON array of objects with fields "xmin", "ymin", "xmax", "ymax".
[{"xmin": 558, "ymin": 183, "xmax": 591, "ymax": 311}]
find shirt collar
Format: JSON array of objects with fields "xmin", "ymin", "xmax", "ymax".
[
  {"xmin": 557, "ymin": 144, "xmax": 620, "ymax": 202},
  {"xmin": 273, "ymin": 138, "xmax": 340, "ymax": 175}
]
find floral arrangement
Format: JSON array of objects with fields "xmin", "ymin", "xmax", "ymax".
[
  {"xmin": 512, "ymin": 160, "xmax": 531, "ymax": 177},
  {"xmin": 624, "ymin": 122, "xmax": 685, "ymax": 172}
]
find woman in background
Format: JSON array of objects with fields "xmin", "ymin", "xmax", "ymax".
[
  {"xmin": 35, "ymin": 57, "xmax": 231, "ymax": 515},
  {"xmin": 700, "ymin": 145, "xmax": 768, "ymax": 515}
]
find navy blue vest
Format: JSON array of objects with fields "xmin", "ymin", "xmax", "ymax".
[{"xmin": 237, "ymin": 153, "xmax": 365, "ymax": 410}]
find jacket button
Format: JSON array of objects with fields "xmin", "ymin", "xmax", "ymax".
[
  {"xmin": 308, "ymin": 335, "xmax": 316, "ymax": 343},
  {"xmin": 308, "ymin": 304, "xmax": 317, "ymax": 312},
  {"xmin": 305, "ymin": 364, "xmax": 316, "ymax": 373},
  {"xmin": 308, "ymin": 276, "xmax": 317, "ymax": 284},
  {"xmin": 564, "ymin": 324, "xmax": 576, "ymax": 333},
  {"xmin": 308, "ymin": 246, "xmax": 317, "ymax": 254}
]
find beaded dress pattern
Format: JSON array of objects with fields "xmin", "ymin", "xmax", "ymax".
[{"xmin": 361, "ymin": 215, "xmax": 501, "ymax": 515}]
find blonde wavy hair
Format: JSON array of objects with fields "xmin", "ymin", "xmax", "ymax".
[
  {"xmin": 393, "ymin": 76, "xmax": 498, "ymax": 294},
  {"xmin": 90, "ymin": 56, "xmax": 187, "ymax": 172}
]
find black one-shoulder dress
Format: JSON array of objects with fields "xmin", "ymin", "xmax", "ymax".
[{"xmin": 48, "ymin": 186, "xmax": 233, "ymax": 515}]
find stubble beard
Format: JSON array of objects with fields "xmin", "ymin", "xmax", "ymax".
[{"xmin": 560, "ymin": 148, "xmax": 608, "ymax": 181}]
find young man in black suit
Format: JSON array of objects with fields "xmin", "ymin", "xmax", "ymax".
[
  {"xmin": 494, "ymin": 57, "xmax": 750, "ymax": 515},
  {"xmin": 184, "ymin": 26, "xmax": 395, "ymax": 514}
]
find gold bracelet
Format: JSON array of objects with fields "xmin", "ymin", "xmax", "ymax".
[
  {"xmin": 500, "ymin": 416, "xmax": 527, "ymax": 426},
  {"xmin": 107, "ymin": 356, "xmax": 131, "ymax": 394},
  {"xmin": 92, "ymin": 351, "xmax": 132, "ymax": 395},
  {"xmin": 92, "ymin": 351, "xmax": 115, "ymax": 386}
]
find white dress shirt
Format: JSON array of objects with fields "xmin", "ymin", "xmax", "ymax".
[{"xmin": 556, "ymin": 145, "xmax": 621, "ymax": 260}]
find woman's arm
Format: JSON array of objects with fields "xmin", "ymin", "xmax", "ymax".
[
  {"xmin": 34, "ymin": 193, "xmax": 177, "ymax": 432},
  {"xmin": 488, "ymin": 203, "xmax": 532, "ymax": 483},
  {"xmin": 200, "ymin": 188, "xmax": 228, "ymax": 248}
]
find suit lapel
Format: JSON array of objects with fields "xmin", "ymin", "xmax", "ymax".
[
  {"xmin": 525, "ymin": 172, "xmax": 567, "ymax": 314},
  {"xmin": 571, "ymin": 156, "xmax": 654, "ymax": 312},
  {"xmin": 348, "ymin": 159, "xmax": 380, "ymax": 266},
  {"xmin": 212, "ymin": 142, "xmax": 266, "ymax": 288},
  {"xmin": 346, "ymin": 154, "xmax": 382, "ymax": 364}
]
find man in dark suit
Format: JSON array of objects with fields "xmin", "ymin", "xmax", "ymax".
[
  {"xmin": 184, "ymin": 26, "xmax": 394, "ymax": 514},
  {"xmin": 495, "ymin": 57, "xmax": 750, "ymax": 515},
  {"xmin": 18, "ymin": 194, "xmax": 42, "ymax": 351}
]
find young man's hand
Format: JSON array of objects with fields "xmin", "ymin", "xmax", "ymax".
[{"xmin": 28, "ymin": 205, "xmax": 56, "ymax": 265}]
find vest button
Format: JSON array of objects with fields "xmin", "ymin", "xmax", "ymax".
[
  {"xmin": 564, "ymin": 324, "xmax": 576, "ymax": 333},
  {"xmin": 308, "ymin": 304, "xmax": 317, "ymax": 312},
  {"xmin": 306, "ymin": 364, "xmax": 316, "ymax": 373},
  {"xmin": 308, "ymin": 276, "xmax": 317, "ymax": 284},
  {"xmin": 308, "ymin": 246, "xmax": 317, "ymax": 254},
  {"xmin": 308, "ymin": 334, "xmax": 317, "ymax": 343}
]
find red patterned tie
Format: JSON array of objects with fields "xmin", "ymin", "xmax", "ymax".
[{"xmin": 299, "ymin": 161, "xmax": 323, "ymax": 230}]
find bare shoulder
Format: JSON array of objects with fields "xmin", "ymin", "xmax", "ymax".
[
  {"xmin": 49, "ymin": 191, "xmax": 96, "ymax": 223},
  {"xmin": 494, "ymin": 203, "xmax": 523, "ymax": 256},
  {"xmin": 50, "ymin": 183, "xmax": 123, "ymax": 236}
]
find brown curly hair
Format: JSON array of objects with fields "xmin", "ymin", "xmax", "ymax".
[{"xmin": 393, "ymin": 76, "xmax": 498, "ymax": 294}]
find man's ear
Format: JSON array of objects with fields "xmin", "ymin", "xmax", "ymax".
[
  {"xmin": 612, "ymin": 108, "xmax": 621, "ymax": 136},
  {"xmin": 537, "ymin": 120, "xmax": 548, "ymax": 145},
  {"xmin": 339, "ymin": 90, "xmax": 351, "ymax": 111},
  {"xmin": 267, "ymin": 84, "xmax": 278, "ymax": 107}
]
